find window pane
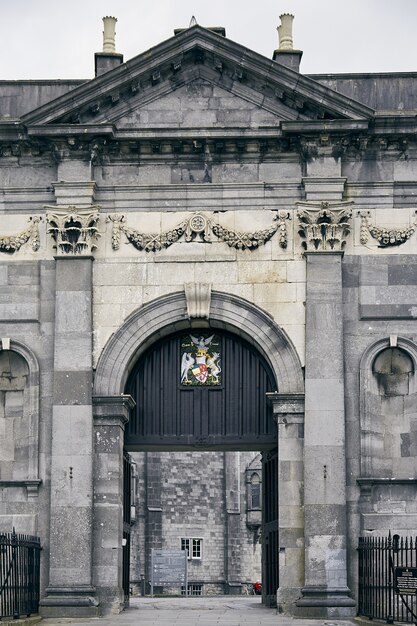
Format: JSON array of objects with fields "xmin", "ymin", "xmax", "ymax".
[
  {"xmin": 192, "ymin": 539, "xmax": 201, "ymax": 559},
  {"xmin": 251, "ymin": 483, "xmax": 261, "ymax": 509},
  {"xmin": 181, "ymin": 538, "xmax": 190, "ymax": 557}
]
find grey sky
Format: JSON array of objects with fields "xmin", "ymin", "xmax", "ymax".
[{"xmin": 1, "ymin": 0, "xmax": 417, "ymax": 80}]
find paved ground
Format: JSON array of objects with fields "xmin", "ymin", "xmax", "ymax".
[{"xmin": 40, "ymin": 596, "xmax": 361, "ymax": 626}]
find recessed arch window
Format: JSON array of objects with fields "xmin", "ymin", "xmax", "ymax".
[{"xmin": 249, "ymin": 472, "xmax": 261, "ymax": 510}]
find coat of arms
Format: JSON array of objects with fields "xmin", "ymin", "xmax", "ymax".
[{"xmin": 180, "ymin": 334, "xmax": 222, "ymax": 386}]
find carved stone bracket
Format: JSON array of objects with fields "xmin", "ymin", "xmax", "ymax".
[
  {"xmin": 296, "ymin": 201, "xmax": 353, "ymax": 251},
  {"xmin": 358, "ymin": 210, "xmax": 417, "ymax": 247},
  {"xmin": 0, "ymin": 216, "xmax": 41, "ymax": 254},
  {"xmin": 45, "ymin": 205, "xmax": 100, "ymax": 255},
  {"xmin": 184, "ymin": 283, "xmax": 212, "ymax": 320},
  {"xmin": 107, "ymin": 211, "xmax": 287, "ymax": 253}
]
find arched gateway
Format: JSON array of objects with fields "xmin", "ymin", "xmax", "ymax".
[{"xmin": 92, "ymin": 290, "xmax": 304, "ymax": 612}]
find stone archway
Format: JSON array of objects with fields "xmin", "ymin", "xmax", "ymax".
[
  {"xmin": 92, "ymin": 290, "xmax": 304, "ymax": 613},
  {"xmin": 94, "ymin": 290, "xmax": 304, "ymax": 397}
]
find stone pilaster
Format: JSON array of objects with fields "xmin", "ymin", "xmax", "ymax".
[
  {"xmin": 40, "ymin": 199, "xmax": 101, "ymax": 617},
  {"xmin": 296, "ymin": 249, "xmax": 355, "ymax": 617},
  {"xmin": 267, "ymin": 393, "xmax": 305, "ymax": 613},
  {"xmin": 40, "ymin": 255, "xmax": 98, "ymax": 617},
  {"xmin": 92, "ymin": 395, "xmax": 135, "ymax": 613}
]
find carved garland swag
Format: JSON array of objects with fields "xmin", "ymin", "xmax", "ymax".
[
  {"xmin": 358, "ymin": 211, "xmax": 417, "ymax": 248},
  {"xmin": 108, "ymin": 210, "xmax": 291, "ymax": 253},
  {"xmin": 0, "ymin": 217, "xmax": 41, "ymax": 254}
]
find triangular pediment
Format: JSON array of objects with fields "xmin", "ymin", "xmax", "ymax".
[
  {"xmin": 112, "ymin": 76, "xmax": 304, "ymax": 130},
  {"xmin": 21, "ymin": 25, "xmax": 374, "ymax": 130}
]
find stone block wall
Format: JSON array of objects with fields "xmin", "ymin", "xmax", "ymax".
[{"xmin": 129, "ymin": 450, "xmax": 261, "ymax": 594}]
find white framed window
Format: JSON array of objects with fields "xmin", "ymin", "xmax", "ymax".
[{"xmin": 181, "ymin": 537, "xmax": 202, "ymax": 560}]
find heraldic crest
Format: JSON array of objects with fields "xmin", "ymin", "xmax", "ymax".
[{"xmin": 180, "ymin": 334, "xmax": 222, "ymax": 386}]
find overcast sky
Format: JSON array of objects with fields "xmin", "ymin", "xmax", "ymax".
[{"xmin": 1, "ymin": 0, "xmax": 417, "ymax": 80}]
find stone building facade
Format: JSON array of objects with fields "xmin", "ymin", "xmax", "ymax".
[
  {"xmin": 1, "ymin": 13, "xmax": 417, "ymax": 619},
  {"xmin": 129, "ymin": 450, "xmax": 262, "ymax": 596}
]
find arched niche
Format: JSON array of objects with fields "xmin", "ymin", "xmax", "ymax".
[
  {"xmin": 93, "ymin": 290, "xmax": 304, "ymax": 398},
  {"xmin": 0, "ymin": 340, "xmax": 40, "ymax": 495},
  {"xmin": 360, "ymin": 337, "xmax": 417, "ymax": 478}
]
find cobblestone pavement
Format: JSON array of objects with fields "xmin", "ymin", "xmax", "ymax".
[{"xmin": 40, "ymin": 596, "xmax": 360, "ymax": 626}]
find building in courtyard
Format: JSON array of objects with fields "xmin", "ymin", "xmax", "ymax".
[
  {"xmin": 129, "ymin": 450, "xmax": 262, "ymax": 597},
  {"xmin": 1, "ymin": 13, "xmax": 417, "ymax": 620}
]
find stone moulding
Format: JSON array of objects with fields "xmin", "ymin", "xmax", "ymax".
[
  {"xmin": 296, "ymin": 201, "xmax": 353, "ymax": 252},
  {"xmin": 107, "ymin": 210, "xmax": 290, "ymax": 253},
  {"xmin": 0, "ymin": 216, "xmax": 41, "ymax": 254},
  {"xmin": 45, "ymin": 205, "xmax": 100, "ymax": 255},
  {"xmin": 358, "ymin": 210, "xmax": 417, "ymax": 247}
]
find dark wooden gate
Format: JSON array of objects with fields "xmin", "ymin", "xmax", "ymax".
[
  {"xmin": 262, "ymin": 448, "xmax": 278, "ymax": 607},
  {"xmin": 125, "ymin": 330, "xmax": 277, "ymax": 451},
  {"xmin": 122, "ymin": 451, "xmax": 133, "ymax": 608}
]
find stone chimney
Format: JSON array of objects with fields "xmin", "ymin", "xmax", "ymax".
[
  {"xmin": 95, "ymin": 16, "xmax": 124, "ymax": 77},
  {"xmin": 273, "ymin": 14, "xmax": 303, "ymax": 72}
]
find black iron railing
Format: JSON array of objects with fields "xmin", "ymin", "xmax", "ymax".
[
  {"xmin": 0, "ymin": 529, "xmax": 41, "ymax": 619},
  {"xmin": 358, "ymin": 532, "xmax": 417, "ymax": 624}
]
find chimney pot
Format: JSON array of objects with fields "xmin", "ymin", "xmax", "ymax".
[
  {"xmin": 103, "ymin": 16, "xmax": 117, "ymax": 53},
  {"xmin": 277, "ymin": 13, "xmax": 294, "ymax": 50},
  {"xmin": 273, "ymin": 13, "xmax": 303, "ymax": 72},
  {"xmin": 95, "ymin": 16, "xmax": 123, "ymax": 77}
]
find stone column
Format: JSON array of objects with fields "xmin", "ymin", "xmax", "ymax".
[
  {"xmin": 92, "ymin": 395, "xmax": 134, "ymax": 613},
  {"xmin": 296, "ymin": 203, "xmax": 355, "ymax": 618},
  {"xmin": 40, "ymin": 204, "xmax": 101, "ymax": 617},
  {"xmin": 267, "ymin": 393, "xmax": 305, "ymax": 613}
]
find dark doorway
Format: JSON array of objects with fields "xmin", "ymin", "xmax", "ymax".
[
  {"xmin": 122, "ymin": 451, "xmax": 134, "ymax": 608},
  {"xmin": 124, "ymin": 328, "xmax": 279, "ymax": 606},
  {"xmin": 262, "ymin": 448, "xmax": 278, "ymax": 606}
]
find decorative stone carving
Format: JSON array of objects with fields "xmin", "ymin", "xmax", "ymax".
[
  {"xmin": 184, "ymin": 283, "xmax": 212, "ymax": 320},
  {"xmin": 0, "ymin": 216, "xmax": 41, "ymax": 254},
  {"xmin": 358, "ymin": 210, "xmax": 417, "ymax": 247},
  {"xmin": 276, "ymin": 210, "xmax": 291, "ymax": 248},
  {"xmin": 296, "ymin": 201, "xmax": 353, "ymax": 251},
  {"xmin": 108, "ymin": 211, "xmax": 287, "ymax": 253},
  {"xmin": 107, "ymin": 213, "xmax": 187, "ymax": 252},
  {"xmin": 45, "ymin": 205, "xmax": 100, "ymax": 255}
]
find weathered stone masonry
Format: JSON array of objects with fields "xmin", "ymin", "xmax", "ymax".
[{"xmin": 1, "ymin": 15, "xmax": 417, "ymax": 619}]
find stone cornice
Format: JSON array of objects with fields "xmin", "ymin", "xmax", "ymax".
[
  {"xmin": 282, "ymin": 119, "xmax": 370, "ymax": 133},
  {"xmin": 0, "ymin": 479, "xmax": 42, "ymax": 497},
  {"xmin": 3, "ymin": 125, "xmax": 417, "ymax": 159},
  {"xmin": 92, "ymin": 394, "xmax": 136, "ymax": 427},
  {"xmin": 26, "ymin": 124, "xmax": 115, "ymax": 138},
  {"xmin": 357, "ymin": 477, "xmax": 417, "ymax": 487},
  {"xmin": 266, "ymin": 392, "xmax": 305, "ymax": 415}
]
